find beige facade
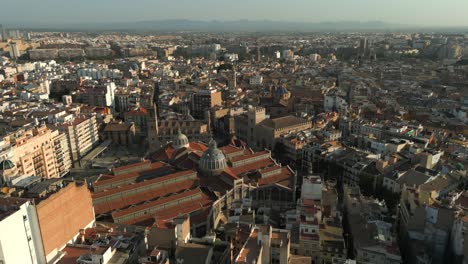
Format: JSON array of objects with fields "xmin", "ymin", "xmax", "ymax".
[
  {"xmin": 53, "ymin": 115, "xmax": 99, "ymax": 165},
  {"xmin": 11, "ymin": 126, "xmax": 58, "ymax": 178},
  {"xmin": 51, "ymin": 130, "xmax": 72, "ymax": 177},
  {"xmin": 255, "ymin": 116, "xmax": 312, "ymax": 150},
  {"xmin": 235, "ymin": 106, "xmax": 312, "ymax": 150},
  {"xmin": 235, "ymin": 106, "xmax": 266, "ymax": 146},
  {"xmin": 2, "ymin": 125, "xmax": 72, "ymax": 179}
]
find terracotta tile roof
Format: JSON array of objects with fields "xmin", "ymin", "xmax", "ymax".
[
  {"xmin": 220, "ymin": 145, "xmax": 245, "ymax": 157},
  {"xmin": 103, "ymin": 122, "xmax": 133, "ymax": 132},
  {"xmin": 92, "ymin": 170, "xmax": 196, "ymax": 200},
  {"xmin": 188, "ymin": 142, "xmax": 208, "ymax": 152},
  {"xmin": 112, "ymin": 188, "xmax": 205, "ymax": 219},
  {"xmin": 94, "ymin": 162, "xmax": 170, "ymax": 190},
  {"xmin": 229, "ymin": 158, "xmax": 275, "ymax": 176},
  {"xmin": 257, "ymin": 167, "xmax": 294, "ymax": 188},
  {"xmin": 94, "ymin": 179, "xmax": 198, "ymax": 214},
  {"xmin": 259, "ymin": 116, "xmax": 310, "ymax": 130},
  {"xmin": 151, "ymin": 145, "xmax": 176, "ymax": 162},
  {"xmin": 95, "ymin": 174, "xmax": 114, "ymax": 182},
  {"xmin": 229, "ymin": 151, "xmax": 270, "ymax": 163},
  {"xmin": 112, "ymin": 160, "xmax": 152, "ymax": 174},
  {"xmin": 151, "ymin": 142, "xmax": 207, "ymax": 165},
  {"xmin": 154, "ymin": 203, "xmax": 212, "ymax": 228},
  {"xmin": 221, "ymin": 168, "xmax": 239, "ymax": 180},
  {"xmin": 117, "ymin": 190, "xmax": 213, "ymax": 226},
  {"xmin": 198, "ymin": 175, "xmax": 234, "ymax": 194},
  {"xmin": 259, "ymin": 165, "xmax": 282, "ymax": 174},
  {"xmin": 59, "ymin": 245, "xmax": 109, "ymax": 264}
]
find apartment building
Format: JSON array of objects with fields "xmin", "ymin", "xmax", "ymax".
[
  {"xmin": 52, "ymin": 115, "xmax": 99, "ymax": 165},
  {"xmin": 51, "ymin": 130, "xmax": 72, "ymax": 177},
  {"xmin": 11, "ymin": 126, "xmax": 58, "ymax": 179},
  {"xmin": 0, "ymin": 182, "xmax": 95, "ymax": 264},
  {"xmin": 191, "ymin": 88, "xmax": 223, "ymax": 119},
  {"xmin": 0, "ymin": 198, "xmax": 46, "ymax": 264}
]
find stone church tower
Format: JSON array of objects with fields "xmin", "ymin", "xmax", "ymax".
[{"xmin": 147, "ymin": 105, "xmax": 159, "ymax": 151}]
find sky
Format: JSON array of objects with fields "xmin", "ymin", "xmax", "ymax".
[{"xmin": 1, "ymin": 0, "xmax": 467, "ymax": 27}]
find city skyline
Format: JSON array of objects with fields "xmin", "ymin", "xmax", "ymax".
[
  {"xmin": 0, "ymin": 1, "xmax": 467, "ymax": 263},
  {"xmin": 1, "ymin": 0, "xmax": 468, "ymax": 28}
]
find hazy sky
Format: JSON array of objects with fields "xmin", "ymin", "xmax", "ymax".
[{"xmin": 1, "ymin": 0, "xmax": 467, "ymax": 27}]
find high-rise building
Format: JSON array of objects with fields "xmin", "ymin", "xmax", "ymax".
[
  {"xmin": 0, "ymin": 182, "xmax": 95, "ymax": 264},
  {"xmin": 24, "ymin": 31, "xmax": 31, "ymax": 41},
  {"xmin": 0, "ymin": 126, "xmax": 74, "ymax": 181},
  {"xmin": 0, "ymin": 198, "xmax": 46, "ymax": 264},
  {"xmin": 11, "ymin": 126, "xmax": 59, "ymax": 179},
  {"xmin": 275, "ymin": 50, "xmax": 281, "ymax": 59},
  {"xmin": 51, "ymin": 130, "xmax": 72, "ymax": 177},
  {"xmin": 191, "ymin": 88, "xmax": 223, "ymax": 119},
  {"xmin": 51, "ymin": 115, "xmax": 99, "ymax": 166},
  {"xmin": 0, "ymin": 24, "xmax": 6, "ymax": 42},
  {"xmin": 281, "ymin": 49, "xmax": 294, "ymax": 60},
  {"xmin": 360, "ymin": 38, "xmax": 370, "ymax": 54},
  {"xmin": 7, "ymin": 29, "xmax": 20, "ymax": 39},
  {"xmin": 9, "ymin": 42, "xmax": 20, "ymax": 59},
  {"xmin": 76, "ymin": 82, "xmax": 116, "ymax": 109}
]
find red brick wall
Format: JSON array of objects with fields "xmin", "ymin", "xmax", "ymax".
[{"xmin": 36, "ymin": 183, "xmax": 95, "ymax": 256}]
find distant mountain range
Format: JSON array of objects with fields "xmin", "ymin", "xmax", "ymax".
[{"xmin": 6, "ymin": 19, "xmax": 468, "ymax": 32}]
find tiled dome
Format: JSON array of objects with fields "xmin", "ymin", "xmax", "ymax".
[
  {"xmin": 173, "ymin": 129, "xmax": 189, "ymax": 149},
  {"xmin": 0, "ymin": 159, "xmax": 15, "ymax": 171},
  {"xmin": 199, "ymin": 139, "xmax": 227, "ymax": 176}
]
